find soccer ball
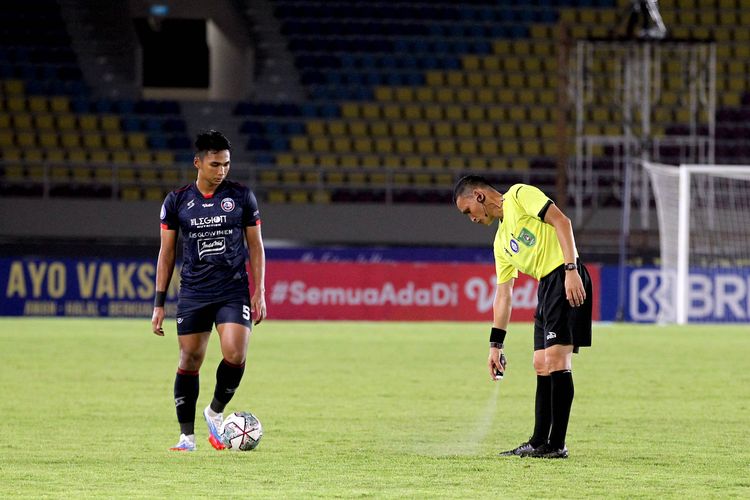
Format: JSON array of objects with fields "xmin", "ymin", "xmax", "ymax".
[{"xmin": 221, "ymin": 411, "xmax": 263, "ymax": 451}]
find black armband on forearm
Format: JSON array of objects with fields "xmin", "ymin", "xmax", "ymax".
[
  {"xmin": 489, "ymin": 327, "xmax": 506, "ymax": 348},
  {"xmin": 154, "ymin": 291, "xmax": 167, "ymax": 308}
]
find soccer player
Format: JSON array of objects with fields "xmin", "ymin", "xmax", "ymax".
[
  {"xmin": 453, "ymin": 175, "xmax": 592, "ymax": 459},
  {"xmin": 151, "ymin": 130, "xmax": 267, "ymax": 451}
]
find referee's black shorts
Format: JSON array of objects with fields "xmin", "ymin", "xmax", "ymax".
[{"xmin": 533, "ymin": 260, "xmax": 593, "ymax": 352}]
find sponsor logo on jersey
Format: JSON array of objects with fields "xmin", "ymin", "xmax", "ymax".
[
  {"xmin": 509, "ymin": 239, "xmax": 520, "ymax": 253},
  {"xmin": 518, "ymin": 227, "xmax": 537, "ymax": 247},
  {"xmin": 221, "ymin": 198, "xmax": 236, "ymax": 212},
  {"xmin": 202, "ymin": 203, "xmax": 214, "ymax": 207},
  {"xmin": 160, "ymin": 204, "xmax": 166, "ymax": 220},
  {"xmin": 198, "ymin": 237, "xmax": 227, "ymax": 259},
  {"xmin": 187, "ymin": 199, "xmax": 195, "ymax": 210},
  {"xmin": 190, "ymin": 215, "xmax": 227, "ymax": 227}
]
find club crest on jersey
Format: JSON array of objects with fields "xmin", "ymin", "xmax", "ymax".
[
  {"xmin": 509, "ymin": 239, "xmax": 520, "ymax": 253},
  {"xmin": 221, "ymin": 198, "xmax": 235, "ymax": 212},
  {"xmin": 518, "ymin": 228, "xmax": 537, "ymax": 247}
]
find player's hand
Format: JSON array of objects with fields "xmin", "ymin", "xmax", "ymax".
[
  {"xmin": 251, "ymin": 291, "xmax": 266, "ymax": 326},
  {"xmin": 488, "ymin": 347, "xmax": 507, "ymax": 381},
  {"xmin": 151, "ymin": 307, "xmax": 165, "ymax": 336},
  {"xmin": 564, "ymin": 271, "xmax": 586, "ymax": 308}
]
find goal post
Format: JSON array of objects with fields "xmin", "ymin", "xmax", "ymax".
[{"xmin": 645, "ymin": 162, "xmax": 750, "ymax": 323}]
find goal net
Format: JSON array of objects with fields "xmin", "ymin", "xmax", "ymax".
[{"xmin": 644, "ymin": 162, "xmax": 750, "ymax": 323}]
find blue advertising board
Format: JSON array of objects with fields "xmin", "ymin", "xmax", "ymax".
[{"xmin": 600, "ymin": 265, "xmax": 750, "ymax": 322}]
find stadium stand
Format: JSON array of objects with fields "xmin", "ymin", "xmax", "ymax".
[{"xmin": 2, "ymin": 0, "xmax": 750, "ymax": 204}]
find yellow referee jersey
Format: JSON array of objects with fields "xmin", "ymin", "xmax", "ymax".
[{"xmin": 493, "ymin": 184, "xmax": 570, "ymax": 284}]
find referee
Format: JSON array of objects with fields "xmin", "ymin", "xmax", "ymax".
[{"xmin": 454, "ymin": 175, "xmax": 592, "ymax": 459}]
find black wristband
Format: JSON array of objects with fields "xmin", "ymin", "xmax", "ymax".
[
  {"xmin": 154, "ymin": 291, "xmax": 167, "ymax": 308},
  {"xmin": 489, "ymin": 327, "xmax": 506, "ymax": 347}
]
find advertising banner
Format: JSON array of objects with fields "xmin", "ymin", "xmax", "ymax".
[
  {"xmin": 0, "ymin": 257, "xmax": 601, "ymax": 321},
  {"xmin": 265, "ymin": 261, "xmax": 601, "ymax": 321},
  {"xmin": 599, "ymin": 265, "xmax": 750, "ymax": 322}
]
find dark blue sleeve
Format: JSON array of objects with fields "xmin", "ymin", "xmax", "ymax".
[
  {"xmin": 242, "ymin": 189, "xmax": 261, "ymax": 227},
  {"xmin": 160, "ymin": 192, "xmax": 179, "ymax": 230}
]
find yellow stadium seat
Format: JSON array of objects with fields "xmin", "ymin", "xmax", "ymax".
[
  {"xmin": 466, "ymin": 106, "xmax": 484, "ymax": 121},
  {"xmin": 89, "ymin": 151, "xmax": 109, "ymax": 163},
  {"xmin": 395, "ymin": 87, "xmax": 414, "ymax": 102},
  {"xmin": 395, "ymin": 139, "xmax": 414, "ymax": 155},
  {"xmin": 361, "ymin": 155, "xmax": 380, "ymax": 169},
  {"xmin": 311, "ymin": 190, "xmax": 331, "ymax": 204},
  {"xmin": 481, "ymin": 57, "xmax": 500, "ymax": 71},
  {"xmin": 369, "ymin": 121, "xmax": 388, "ymax": 136},
  {"xmin": 290, "ymin": 136, "xmax": 309, "ymax": 152},
  {"xmin": 476, "ymin": 123, "xmax": 494, "ymax": 138},
  {"xmin": 7, "ymin": 97, "xmax": 25, "ymax": 112},
  {"xmin": 34, "ymin": 114, "xmax": 54, "ymax": 130},
  {"xmin": 72, "ymin": 166, "xmax": 93, "ymax": 182},
  {"xmin": 445, "ymin": 105, "xmax": 463, "ymax": 121},
  {"xmin": 348, "ymin": 121, "xmax": 367, "ymax": 136},
  {"xmin": 416, "ymin": 138, "xmax": 436, "ymax": 155},
  {"xmin": 486, "ymin": 106, "xmax": 504, "ymax": 121},
  {"xmin": 424, "ymin": 105, "xmax": 442, "ymax": 121},
  {"xmin": 383, "ymin": 104, "xmax": 401, "ymax": 119},
  {"xmin": 3, "ymin": 79, "xmax": 24, "ymax": 94},
  {"xmin": 479, "ymin": 140, "xmax": 499, "ymax": 155},
  {"xmin": 369, "ymin": 172, "xmax": 387, "ymax": 185},
  {"xmin": 282, "ymin": 171, "xmax": 301, "ymax": 184},
  {"xmin": 104, "ymin": 133, "xmax": 124, "ymax": 149},
  {"xmin": 332, "ymin": 137, "xmax": 352, "ymax": 153},
  {"xmin": 155, "ymin": 151, "xmax": 174, "ymax": 165},
  {"xmin": 126, "ymin": 133, "xmax": 147, "ymax": 150},
  {"xmin": 402, "ymin": 156, "xmax": 421, "ymax": 169},
  {"xmin": 382, "ymin": 155, "xmax": 401, "ymax": 169},
  {"xmin": 307, "ymin": 120, "xmax": 325, "ymax": 135},
  {"xmin": 463, "ymin": 55, "xmax": 480, "ymax": 71},
  {"xmin": 341, "ymin": 103, "xmax": 359, "ymax": 118},
  {"xmin": 542, "ymin": 142, "xmax": 559, "ymax": 156},
  {"xmin": 267, "ymin": 190, "xmax": 286, "ymax": 203},
  {"xmin": 512, "ymin": 158, "xmax": 529, "ymax": 170},
  {"xmin": 374, "ymin": 138, "xmax": 393, "ymax": 154},
  {"xmin": 403, "ymin": 105, "xmax": 421, "ymax": 120},
  {"xmin": 50, "ymin": 96, "xmax": 70, "ymax": 113},
  {"xmin": 522, "ymin": 141, "xmax": 541, "ymax": 156},
  {"xmin": 540, "ymin": 124, "xmax": 557, "ymax": 139},
  {"xmin": 16, "ymin": 131, "xmax": 35, "ymax": 147},
  {"xmin": 539, "ymin": 89, "xmax": 555, "ymax": 105},
  {"xmin": 348, "ymin": 172, "xmax": 367, "ymax": 185},
  {"xmin": 501, "ymin": 141, "xmax": 520, "ymax": 155},
  {"xmin": 328, "ymin": 120, "xmax": 346, "ymax": 135},
  {"xmin": 24, "ymin": 149, "xmax": 43, "ymax": 162},
  {"xmin": 531, "ymin": 24, "xmax": 554, "ymax": 39},
  {"xmin": 433, "ymin": 121, "xmax": 452, "ymax": 137},
  {"xmin": 507, "ymin": 74, "xmax": 525, "ymax": 88},
  {"xmin": 374, "ymin": 87, "xmax": 393, "ymax": 101},
  {"xmin": 28, "ymin": 96, "xmax": 47, "ymax": 113},
  {"xmin": 2, "ymin": 147, "xmax": 21, "ymax": 160},
  {"xmin": 508, "ymin": 107, "xmax": 526, "ymax": 121},
  {"xmin": 391, "ymin": 122, "xmax": 409, "ymax": 137},
  {"xmin": 83, "ymin": 134, "xmax": 103, "ymax": 149},
  {"xmin": 415, "ymin": 87, "xmax": 435, "ymax": 102},
  {"xmin": 275, "ymin": 153, "xmax": 294, "ymax": 167},
  {"xmin": 361, "ymin": 103, "xmax": 380, "ymax": 119},
  {"xmin": 296, "ymin": 154, "xmax": 316, "ymax": 167},
  {"xmin": 0, "ymin": 114, "xmax": 9, "ymax": 129},
  {"xmin": 412, "ymin": 121, "xmax": 430, "ymax": 137},
  {"xmin": 486, "ymin": 73, "xmax": 503, "ymax": 87},
  {"xmin": 13, "ymin": 113, "xmax": 32, "ymax": 129},
  {"xmin": 493, "ymin": 40, "xmax": 511, "ymax": 54},
  {"xmin": 100, "ymin": 115, "xmax": 119, "ymax": 131},
  {"xmin": 476, "ymin": 89, "xmax": 493, "ymax": 104},
  {"xmin": 111, "ymin": 151, "xmax": 130, "ymax": 164},
  {"xmin": 529, "ymin": 107, "xmax": 547, "ymax": 122},
  {"xmin": 519, "ymin": 123, "xmax": 537, "ymax": 139},
  {"xmin": 55, "ymin": 114, "xmax": 76, "ymax": 130},
  {"xmin": 133, "ymin": 151, "xmax": 152, "ymax": 164},
  {"xmin": 50, "ymin": 166, "xmax": 70, "ymax": 181},
  {"xmin": 497, "ymin": 89, "xmax": 516, "ymax": 104},
  {"xmin": 45, "ymin": 149, "xmax": 65, "ymax": 162},
  {"xmin": 121, "ymin": 187, "xmax": 142, "ymax": 200},
  {"xmin": 467, "ymin": 157, "xmax": 487, "ymax": 171},
  {"xmin": 503, "ymin": 57, "xmax": 521, "ymax": 72},
  {"xmin": 38, "ymin": 132, "xmax": 58, "ymax": 148},
  {"xmin": 3, "ymin": 164, "xmax": 24, "ymax": 181},
  {"xmin": 260, "ymin": 170, "xmax": 278, "ymax": 183},
  {"xmin": 466, "ymin": 72, "xmax": 484, "ymax": 87},
  {"xmin": 437, "ymin": 140, "xmax": 456, "ymax": 155},
  {"xmin": 455, "ymin": 122, "xmax": 473, "ymax": 138},
  {"xmin": 425, "ymin": 71, "xmax": 444, "ymax": 86},
  {"xmin": 311, "ymin": 137, "xmax": 331, "ymax": 153},
  {"xmin": 446, "ymin": 72, "xmax": 465, "ymax": 86},
  {"xmin": 289, "ymin": 191, "xmax": 309, "ymax": 204},
  {"xmin": 436, "ymin": 88, "xmax": 454, "ymax": 103},
  {"xmin": 339, "ymin": 154, "xmax": 358, "ymax": 168},
  {"xmin": 459, "ymin": 140, "xmax": 477, "ymax": 155},
  {"xmin": 456, "ymin": 88, "xmax": 474, "ymax": 103},
  {"xmin": 353, "ymin": 138, "xmax": 373, "ymax": 154}
]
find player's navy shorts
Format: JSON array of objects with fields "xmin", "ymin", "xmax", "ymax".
[
  {"xmin": 533, "ymin": 260, "xmax": 593, "ymax": 352},
  {"xmin": 176, "ymin": 293, "xmax": 251, "ymax": 335}
]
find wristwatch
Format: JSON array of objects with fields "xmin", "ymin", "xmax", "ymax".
[{"xmin": 564, "ymin": 263, "xmax": 577, "ymax": 271}]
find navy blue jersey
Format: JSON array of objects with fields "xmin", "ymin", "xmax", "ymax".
[{"xmin": 160, "ymin": 180, "xmax": 261, "ymax": 299}]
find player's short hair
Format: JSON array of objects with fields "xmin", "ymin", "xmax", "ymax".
[
  {"xmin": 453, "ymin": 175, "xmax": 493, "ymax": 203},
  {"xmin": 195, "ymin": 130, "xmax": 231, "ymax": 158}
]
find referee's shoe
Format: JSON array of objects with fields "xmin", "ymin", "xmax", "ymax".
[
  {"xmin": 498, "ymin": 440, "xmax": 536, "ymax": 456},
  {"xmin": 520, "ymin": 443, "xmax": 569, "ymax": 459}
]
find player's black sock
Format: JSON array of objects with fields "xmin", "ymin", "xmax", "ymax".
[
  {"xmin": 549, "ymin": 369, "xmax": 575, "ymax": 449},
  {"xmin": 530, "ymin": 375, "xmax": 552, "ymax": 448},
  {"xmin": 210, "ymin": 358, "xmax": 245, "ymax": 413},
  {"xmin": 174, "ymin": 368, "xmax": 199, "ymax": 435}
]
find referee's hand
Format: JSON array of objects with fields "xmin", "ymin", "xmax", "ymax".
[
  {"xmin": 564, "ymin": 271, "xmax": 586, "ymax": 308},
  {"xmin": 488, "ymin": 347, "xmax": 506, "ymax": 381}
]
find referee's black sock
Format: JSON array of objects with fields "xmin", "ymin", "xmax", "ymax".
[
  {"xmin": 174, "ymin": 368, "xmax": 200, "ymax": 436},
  {"xmin": 530, "ymin": 375, "xmax": 552, "ymax": 448},
  {"xmin": 549, "ymin": 369, "xmax": 575, "ymax": 450},
  {"xmin": 210, "ymin": 358, "xmax": 246, "ymax": 413}
]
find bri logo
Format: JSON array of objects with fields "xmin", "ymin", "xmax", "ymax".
[{"xmin": 546, "ymin": 331, "xmax": 557, "ymax": 340}]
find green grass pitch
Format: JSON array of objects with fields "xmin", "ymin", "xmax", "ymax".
[{"xmin": 0, "ymin": 318, "xmax": 748, "ymax": 498}]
